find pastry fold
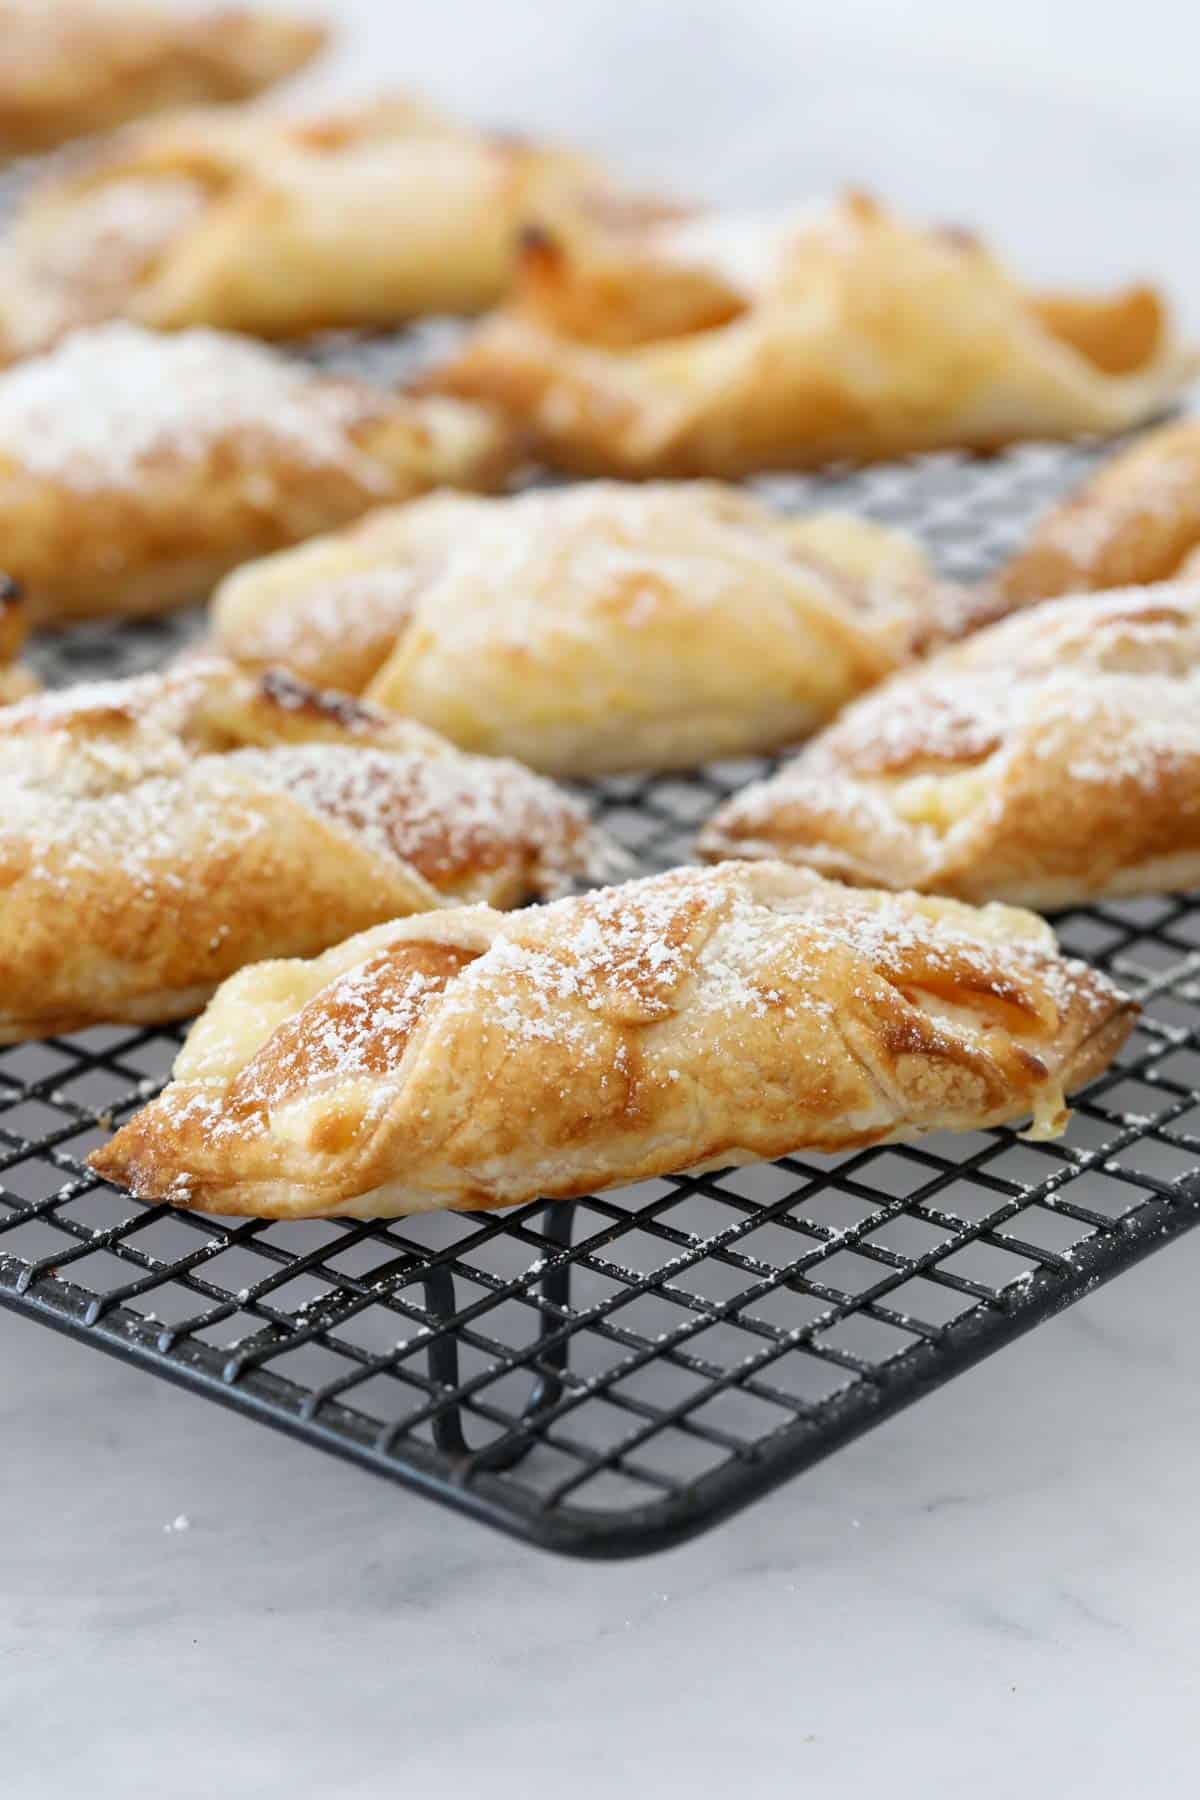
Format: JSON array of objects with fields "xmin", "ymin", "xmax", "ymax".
[
  {"xmin": 88, "ymin": 861, "xmax": 1136, "ymax": 1218},
  {"xmin": 0, "ymin": 93, "xmax": 615, "ymax": 359},
  {"xmin": 699, "ymin": 583, "xmax": 1200, "ymax": 908},
  {"xmin": 428, "ymin": 192, "xmax": 1195, "ymax": 475},
  {"xmin": 0, "ymin": 3, "xmax": 326, "ymax": 160},
  {"xmin": 0, "ymin": 323, "xmax": 513, "ymax": 622},
  {"xmin": 0, "ymin": 654, "xmax": 449, "ymax": 796},
  {"xmin": 0, "ymin": 660, "xmax": 613, "ymax": 1041},
  {"xmin": 996, "ymin": 419, "xmax": 1200, "ymax": 604},
  {"xmin": 213, "ymin": 480, "xmax": 964, "ymax": 775}
]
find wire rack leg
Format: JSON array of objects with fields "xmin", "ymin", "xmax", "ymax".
[{"xmin": 426, "ymin": 1203, "xmax": 575, "ymax": 1470}]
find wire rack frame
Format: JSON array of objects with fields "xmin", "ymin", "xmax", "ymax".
[{"xmin": 3, "ymin": 428, "xmax": 1200, "ymax": 1558}]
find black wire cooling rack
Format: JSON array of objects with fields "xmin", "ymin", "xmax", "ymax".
[{"xmin": 3, "ymin": 432, "xmax": 1200, "ymax": 1559}]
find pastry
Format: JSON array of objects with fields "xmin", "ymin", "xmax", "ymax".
[
  {"xmin": 0, "ymin": 653, "xmax": 452, "ymax": 796},
  {"xmin": 213, "ymin": 480, "xmax": 966, "ymax": 775},
  {"xmin": 0, "ymin": 578, "xmax": 38, "ymax": 703},
  {"xmin": 427, "ymin": 192, "xmax": 1195, "ymax": 476},
  {"xmin": 996, "ymin": 419, "xmax": 1200, "ymax": 603},
  {"xmin": 0, "ymin": 2, "xmax": 325, "ymax": 160},
  {"xmin": 88, "ymin": 860, "xmax": 1136, "ymax": 1218},
  {"xmin": 0, "ymin": 323, "xmax": 513, "ymax": 623},
  {"xmin": 699, "ymin": 583, "xmax": 1200, "ymax": 908},
  {"xmin": 0, "ymin": 661, "xmax": 614, "ymax": 1041},
  {"xmin": 0, "ymin": 94, "xmax": 622, "ymax": 359}
]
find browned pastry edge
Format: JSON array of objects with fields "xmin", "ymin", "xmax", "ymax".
[{"xmin": 995, "ymin": 418, "xmax": 1200, "ymax": 605}]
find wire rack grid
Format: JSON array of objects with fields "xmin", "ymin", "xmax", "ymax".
[{"xmin": 3, "ymin": 429, "xmax": 1200, "ymax": 1558}]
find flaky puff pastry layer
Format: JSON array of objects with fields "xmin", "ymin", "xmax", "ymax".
[
  {"xmin": 0, "ymin": 2, "xmax": 326, "ymax": 160},
  {"xmin": 427, "ymin": 192, "xmax": 1196, "ymax": 476},
  {"xmin": 0, "ymin": 93, "xmax": 619, "ymax": 360},
  {"xmin": 997, "ymin": 419, "xmax": 1200, "ymax": 604},
  {"xmin": 213, "ymin": 480, "xmax": 969, "ymax": 776},
  {"xmin": 0, "ymin": 579, "xmax": 38, "ymax": 703},
  {"xmin": 0, "ymin": 323, "xmax": 513, "ymax": 623},
  {"xmin": 0, "ymin": 659, "xmax": 616, "ymax": 1042},
  {"xmin": 700, "ymin": 583, "xmax": 1200, "ymax": 909},
  {"xmin": 89, "ymin": 861, "xmax": 1135, "ymax": 1218},
  {"xmin": 0, "ymin": 653, "xmax": 452, "ymax": 797}
]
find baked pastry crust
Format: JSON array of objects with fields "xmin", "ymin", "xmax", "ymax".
[
  {"xmin": 0, "ymin": 578, "xmax": 37, "ymax": 703},
  {"xmin": 699, "ymin": 583, "xmax": 1200, "ymax": 908},
  {"xmin": 0, "ymin": 2, "xmax": 326, "ymax": 160},
  {"xmin": 428, "ymin": 193, "xmax": 1196, "ymax": 475},
  {"xmin": 996, "ymin": 419, "xmax": 1200, "ymax": 603},
  {"xmin": 213, "ymin": 480, "xmax": 964, "ymax": 775},
  {"xmin": 0, "ymin": 94, "xmax": 610, "ymax": 359},
  {"xmin": 0, "ymin": 652, "xmax": 452, "ymax": 795},
  {"xmin": 0, "ymin": 322, "xmax": 513, "ymax": 623},
  {"xmin": 88, "ymin": 860, "xmax": 1136, "ymax": 1218},
  {"xmin": 0, "ymin": 659, "xmax": 614, "ymax": 1041}
]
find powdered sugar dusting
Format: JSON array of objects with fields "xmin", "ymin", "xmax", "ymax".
[
  {"xmin": 10, "ymin": 763, "xmax": 270, "ymax": 897},
  {"xmin": 243, "ymin": 961, "xmax": 449, "ymax": 1108},
  {"xmin": 423, "ymin": 868, "xmax": 708, "ymax": 1059},
  {"xmin": 4, "ymin": 176, "xmax": 205, "ymax": 352},
  {"xmin": 8, "ymin": 737, "xmax": 605, "ymax": 909},
  {"xmin": 48, "ymin": 178, "xmax": 204, "ymax": 279},
  {"xmin": 1028, "ymin": 448, "xmax": 1200, "ymax": 571},
  {"xmin": 169, "ymin": 866, "xmax": 1122, "ymax": 1122},
  {"xmin": 356, "ymin": 480, "xmax": 928, "ymax": 663},
  {"xmin": 815, "ymin": 670, "xmax": 1015, "ymax": 775},
  {"xmin": 460, "ymin": 864, "xmax": 1087, "ymax": 1057},
  {"xmin": 222, "ymin": 481, "xmax": 939, "ymax": 708},
  {"xmin": 725, "ymin": 584, "xmax": 1200, "ymax": 805},
  {"xmin": 952, "ymin": 583, "xmax": 1200, "ymax": 678},
  {"xmin": 240, "ymin": 568, "xmax": 425, "ymax": 672},
  {"xmin": 0, "ymin": 324, "xmax": 394, "ymax": 493},
  {"xmin": 230, "ymin": 742, "xmax": 597, "ymax": 889},
  {"xmin": 0, "ymin": 659, "xmax": 229, "ymax": 799}
]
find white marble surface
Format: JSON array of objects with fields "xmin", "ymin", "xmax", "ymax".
[
  {"xmin": 9, "ymin": 4, "xmax": 1200, "ymax": 1793},
  {"xmin": 7, "ymin": 1240, "xmax": 1200, "ymax": 1799},
  {"xmin": 297, "ymin": 0, "xmax": 1200, "ymax": 318}
]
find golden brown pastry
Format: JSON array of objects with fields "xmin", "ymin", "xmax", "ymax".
[
  {"xmin": 0, "ymin": 653, "xmax": 455, "ymax": 795},
  {"xmin": 509, "ymin": 191, "xmax": 746, "ymax": 348},
  {"xmin": 996, "ymin": 419, "xmax": 1200, "ymax": 604},
  {"xmin": 0, "ymin": 578, "xmax": 38, "ymax": 703},
  {"xmin": 212, "ymin": 480, "xmax": 968, "ymax": 776},
  {"xmin": 0, "ymin": 322, "xmax": 513, "ymax": 623},
  {"xmin": 0, "ymin": 2, "xmax": 326, "ymax": 160},
  {"xmin": 0, "ymin": 94, "xmax": 621, "ymax": 359},
  {"xmin": 0, "ymin": 660, "xmax": 615, "ymax": 1041},
  {"xmin": 428, "ymin": 192, "xmax": 1196, "ymax": 476},
  {"xmin": 88, "ymin": 860, "xmax": 1136, "ymax": 1218},
  {"xmin": 699, "ymin": 583, "xmax": 1200, "ymax": 908}
]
